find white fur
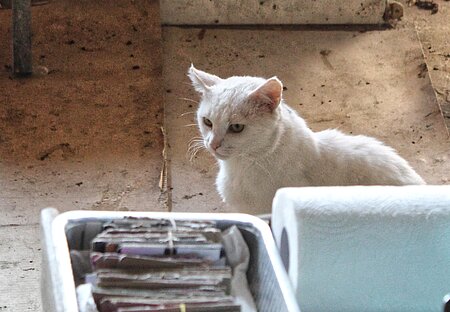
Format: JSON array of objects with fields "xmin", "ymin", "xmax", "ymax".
[{"xmin": 188, "ymin": 66, "xmax": 425, "ymax": 212}]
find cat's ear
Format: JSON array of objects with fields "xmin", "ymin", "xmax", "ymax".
[
  {"xmin": 188, "ymin": 64, "xmax": 222, "ymax": 94},
  {"xmin": 249, "ymin": 77, "xmax": 283, "ymax": 112}
]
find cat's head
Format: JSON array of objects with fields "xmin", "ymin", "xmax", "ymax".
[{"xmin": 188, "ymin": 65, "xmax": 283, "ymax": 160}]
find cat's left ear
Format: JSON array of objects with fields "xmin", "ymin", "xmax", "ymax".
[
  {"xmin": 249, "ymin": 77, "xmax": 283, "ymax": 112},
  {"xmin": 188, "ymin": 65, "xmax": 223, "ymax": 94}
]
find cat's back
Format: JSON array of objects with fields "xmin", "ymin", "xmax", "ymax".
[
  {"xmin": 315, "ymin": 129, "xmax": 388, "ymax": 155},
  {"xmin": 313, "ymin": 129, "xmax": 425, "ymax": 185}
]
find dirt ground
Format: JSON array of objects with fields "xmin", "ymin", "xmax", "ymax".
[
  {"xmin": 408, "ymin": 0, "xmax": 450, "ymax": 132},
  {"xmin": 0, "ymin": 0, "xmax": 164, "ymax": 215},
  {"xmin": 0, "ymin": 0, "xmax": 163, "ymax": 309},
  {"xmin": 0, "ymin": 0, "xmax": 449, "ymax": 310}
]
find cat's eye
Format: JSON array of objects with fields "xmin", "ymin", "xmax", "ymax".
[
  {"xmin": 203, "ymin": 117, "xmax": 213, "ymax": 128},
  {"xmin": 228, "ymin": 123, "xmax": 245, "ymax": 133}
]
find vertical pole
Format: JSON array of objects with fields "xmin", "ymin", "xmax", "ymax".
[
  {"xmin": 0, "ymin": 0, "xmax": 12, "ymax": 9},
  {"xmin": 12, "ymin": 0, "xmax": 32, "ymax": 77}
]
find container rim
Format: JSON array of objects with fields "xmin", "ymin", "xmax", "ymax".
[{"xmin": 48, "ymin": 209, "xmax": 300, "ymax": 312}]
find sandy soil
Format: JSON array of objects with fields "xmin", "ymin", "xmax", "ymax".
[
  {"xmin": 405, "ymin": 1, "xmax": 450, "ymax": 132},
  {"xmin": 0, "ymin": 0, "xmax": 163, "ymax": 309},
  {"xmin": 0, "ymin": 0, "xmax": 164, "ymax": 218}
]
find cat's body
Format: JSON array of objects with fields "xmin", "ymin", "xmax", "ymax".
[{"xmin": 188, "ymin": 65, "xmax": 425, "ymax": 212}]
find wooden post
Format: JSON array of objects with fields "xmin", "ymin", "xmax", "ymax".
[
  {"xmin": 0, "ymin": 0, "xmax": 12, "ymax": 8},
  {"xmin": 12, "ymin": 0, "xmax": 32, "ymax": 76}
]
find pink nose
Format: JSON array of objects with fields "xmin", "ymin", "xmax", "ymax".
[{"xmin": 210, "ymin": 140, "xmax": 222, "ymax": 151}]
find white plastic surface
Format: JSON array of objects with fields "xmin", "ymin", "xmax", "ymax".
[
  {"xmin": 272, "ymin": 185, "xmax": 450, "ymax": 312},
  {"xmin": 41, "ymin": 209, "xmax": 300, "ymax": 312}
]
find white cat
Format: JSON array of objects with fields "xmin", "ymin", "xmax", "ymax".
[{"xmin": 188, "ymin": 65, "xmax": 425, "ymax": 212}]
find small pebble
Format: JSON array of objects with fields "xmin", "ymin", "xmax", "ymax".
[
  {"xmin": 35, "ymin": 65, "xmax": 49, "ymax": 76},
  {"xmin": 433, "ymin": 156, "xmax": 447, "ymax": 163}
]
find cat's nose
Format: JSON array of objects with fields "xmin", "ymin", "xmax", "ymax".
[{"xmin": 210, "ymin": 139, "xmax": 222, "ymax": 151}]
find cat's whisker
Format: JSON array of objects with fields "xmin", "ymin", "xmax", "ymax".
[
  {"xmin": 182, "ymin": 124, "xmax": 198, "ymax": 128},
  {"xmin": 187, "ymin": 138, "xmax": 205, "ymax": 156},
  {"xmin": 187, "ymin": 146, "xmax": 196, "ymax": 156},
  {"xmin": 188, "ymin": 144, "xmax": 204, "ymax": 153},
  {"xmin": 188, "ymin": 142, "xmax": 203, "ymax": 149},
  {"xmin": 177, "ymin": 97, "xmax": 199, "ymax": 104},
  {"xmin": 188, "ymin": 137, "xmax": 204, "ymax": 146},
  {"xmin": 178, "ymin": 111, "xmax": 196, "ymax": 117},
  {"xmin": 188, "ymin": 146, "xmax": 203, "ymax": 153},
  {"xmin": 188, "ymin": 138, "xmax": 203, "ymax": 144},
  {"xmin": 187, "ymin": 144, "xmax": 206, "ymax": 162},
  {"xmin": 189, "ymin": 149, "xmax": 201, "ymax": 162},
  {"xmin": 188, "ymin": 141, "xmax": 203, "ymax": 147}
]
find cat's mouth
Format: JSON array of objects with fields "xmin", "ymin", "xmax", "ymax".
[{"xmin": 211, "ymin": 150, "xmax": 229, "ymax": 160}]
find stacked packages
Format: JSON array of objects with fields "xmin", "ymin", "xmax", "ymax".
[{"xmin": 83, "ymin": 217, "xmax": 241, "ymax": 312}]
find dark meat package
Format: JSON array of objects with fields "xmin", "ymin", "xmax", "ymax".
[{"xmin": 86, "ymin": 217, "xmax": 240, "ymax": 312}]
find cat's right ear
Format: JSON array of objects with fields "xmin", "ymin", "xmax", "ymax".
[
  {"xmin": 249, "ymin": 77, "xmax": 283, "ymax": 113},
  {"xmin": 188, "ymin": 65, "xmax": 222, "ymax": 94}
]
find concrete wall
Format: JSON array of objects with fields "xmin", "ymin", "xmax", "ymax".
[{"xmin": 160, "ymin": 0, "xmax": 389, "ymax": 25}]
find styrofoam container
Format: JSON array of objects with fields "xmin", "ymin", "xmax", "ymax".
[{"xmin": 40, "ymin": 208, "xmax": 300, "ymax": 312}]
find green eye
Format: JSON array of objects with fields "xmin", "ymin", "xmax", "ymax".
[
  {"xmin": 203, "ymin": 117, "xmax": 213, "ymax": 128},
  {"xmin": 228, "ymin": 124, "xmax": 245, "ymax": 133}
]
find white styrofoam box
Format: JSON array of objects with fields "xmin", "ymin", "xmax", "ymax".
[{"xmin": 41, "ymin": 208, "xmax": 300, "ymax": 312}]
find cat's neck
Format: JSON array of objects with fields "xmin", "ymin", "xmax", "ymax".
[{"xmin": 224, "ymin": 102, "xmax": 316, "ymax": 166}]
